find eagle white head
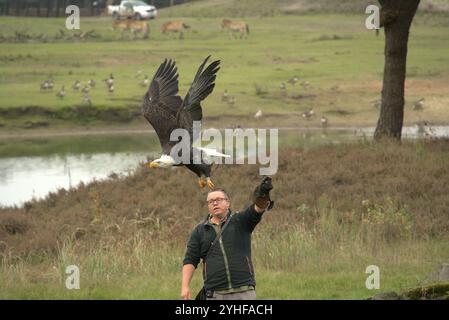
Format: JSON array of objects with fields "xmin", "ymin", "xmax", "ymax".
[{"xmin": 148, "ymin": 154, "xmax": 175, "ymax": 168}]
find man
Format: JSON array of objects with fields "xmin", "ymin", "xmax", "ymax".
[{"xmin": 181, "ymin": 177, "xmax": 274, "ymax": 300}]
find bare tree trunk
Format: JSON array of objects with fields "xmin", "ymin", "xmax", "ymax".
[
  {"xmin": 374, "ymin": 0, "xmax": 421, "ymax": 141},
  {"xmin": 5, "ymin": 0, "xmax": 10, "ymax": 15},
  {"xmin": 62, "ymin": 0, "xmax": 67, "ymax": 14},
  {"xmin": 25, "ymin": 0, "xmax": 30, "ymax": 16},
  {"xmin": 37, "ymin": 0, "xmax": 41, "ymax": 16},
  {"xmin": 55, "ymin": 0, "xmax": 61, "ymax": 17},
  {"xmin": 90, "ymin": 0, "xmax": 94, "ymax": 16},
  {"xmin": 15, "ymin": 0, "xmax": 21, "ymax": 16},
  {"xmin": 46, "ymin": 0, "xmax": 52, "ymax": 17}
]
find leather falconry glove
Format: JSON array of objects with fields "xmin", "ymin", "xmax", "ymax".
[{"xmin": 253, "ymin": 176, "xmax": 274, "ymax": 211}]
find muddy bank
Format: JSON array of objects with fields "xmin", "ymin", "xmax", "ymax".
[{"xmin": 0, "ymin": 105, "xmax": 142, "ymax": 128}]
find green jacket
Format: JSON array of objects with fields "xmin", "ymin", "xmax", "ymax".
[{"xmin": 183, "ymin": 206, "xmax": 263, "ymax": 291}]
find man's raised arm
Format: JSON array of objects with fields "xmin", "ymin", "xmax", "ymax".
[{"xmin": 253, "ymin": 177, "xmax": 274, "ymax": 213}]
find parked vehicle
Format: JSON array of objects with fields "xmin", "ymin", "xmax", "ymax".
[{"xmin": 108, "ymin": 1, "xmax": 157, "ymax": 20}]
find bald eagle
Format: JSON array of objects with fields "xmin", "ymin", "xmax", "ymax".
[{"xmin": 142, "ymin": 56, "xmax": 227, "ymax": 188}]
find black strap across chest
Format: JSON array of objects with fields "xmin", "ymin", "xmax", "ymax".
[{"xmin": 203, "ymin": 213, "xmax": 233, "ymax": 262}]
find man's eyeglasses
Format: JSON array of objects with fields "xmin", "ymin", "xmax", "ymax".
[{"xmin": 207, "ymin": 198, "xmax": 228, "ymax": 205}]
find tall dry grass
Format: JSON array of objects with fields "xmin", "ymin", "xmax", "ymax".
[
  {"xmin": 1, "ymin": 139, "xmax": 449, "ymax": 257},
  {"xmin": 1, "ymin": 140, "xmax": 449, "ymax": 298}
]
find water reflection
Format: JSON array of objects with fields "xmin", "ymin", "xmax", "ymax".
[
  {"xmin": 0, "ymin": 152, "xmax": 152, "ymax": 207},
  {"xmin": 354, "ymin": 125, "xmax": 449, "ymax": 139}
]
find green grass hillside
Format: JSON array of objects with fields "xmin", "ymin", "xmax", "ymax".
[
  {"xmin": 160, "ymin": 0, "xmax": 449, "ymax": 17},
  {"xmin": 1, "ymin": 13, "xmax": 448, "ymax": 131}
]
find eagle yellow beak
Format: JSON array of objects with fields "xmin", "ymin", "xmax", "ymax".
[{"xmin": 149, "ymin": 161, "xmax": 159, "ymax": 168}]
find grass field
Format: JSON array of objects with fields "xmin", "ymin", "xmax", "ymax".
[
  {"xmin": 1, "ymin": 236, "xmax": 446, "ymax": 299},
  {"xmin": 1, "ymin": 9, "xmax": 449, "ymax": 131}
]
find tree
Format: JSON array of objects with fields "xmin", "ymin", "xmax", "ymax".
[
  {"xmin": 15, "ymin": 0, "xmax": 21, "ymax": 16},
  {"xmin": 46, "ymin": 0, "xmax": 53, "ymax": 17},
  {"xmin": 24, "ymin": 0, "xmax": 30, "ymax": 16},
  {"xmin": 54, "ymin": 0, "xmax": 59, "ymax": 16},
  {"xmin": 374, "ymin": 0, "xmax": 421, "ymax": 141}
]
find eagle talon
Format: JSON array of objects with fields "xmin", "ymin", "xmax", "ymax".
[
  {"xmin": 198, "ymin": 178, "xmax": 207, "ymax": 188},
  {"xmin": 207, "ymin": 178, "xmax": 215, "ymax": 189}
]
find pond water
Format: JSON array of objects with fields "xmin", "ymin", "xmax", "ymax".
[{"xmin": 0, "ymin": 151, "xmax": 151, "ymax": 207}]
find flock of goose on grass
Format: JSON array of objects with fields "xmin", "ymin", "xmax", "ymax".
[
  {"xmin": 38, "ymin": 70, "xmax": 427, "ymax": 130},
  {"xmin": 221, "ymin": 74, "xmax": 329, "ymax": 128},
  {"xmin": 37, "ymin": 73, "xmax": 140, "ymax": 106}
]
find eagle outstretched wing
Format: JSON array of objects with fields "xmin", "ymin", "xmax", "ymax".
[
  {"xmin": 142, "ymin": 59, "xmax": 183, "ymax": 155},
  {"xmin": 177, "ymin": 56, "xmax": 221, "ymax": 142},
  {"xmin": 143, "ymin": 57, "xmax": 220, "ymax": 155}
]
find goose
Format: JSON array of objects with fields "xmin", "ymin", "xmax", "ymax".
[
  {"xmin": 72, "ymin": 80, "xmax": 81, "ymax": 90},
  {"xmin": 300, "ymin": 81, "xmax": 311, "ymax": 89},
  {"xmin": 321, "ymin": 115, "xmax": 328, "ymax": 127},
  {"xmin": 140, "ymin": 75, "xmax": 149, "ymax": 87},
  {"xmin": 413, "ymin": 98, "xmax": 424, "ymax": 111},
  {"xmin": 105, "ymin": 74, "xmax": 114, "ymax": 87},
  {"xmin": 87, "ymin": 79, "xmax": 96, "ymax": 88},
  {"xmin": 40, "ymin": 80, "xmax": 50, "ymax": 91},
  {"xmin": 222, "ymin": 90, "xmax": 229, "ymax": 102},
  {"xmin": 56, "ymin": 86, "xmax": 66, "ymax": 99},
  {"xmin": 301, "ymin": 108, "xmax": 315, "ymax": 119},
  {"xmin": 83, "ymin": 94, "xmax": 92, "ymax": 106},
  {"xmin": 287, "ymin": 75, "xmax": 299, "ymax": 85}
]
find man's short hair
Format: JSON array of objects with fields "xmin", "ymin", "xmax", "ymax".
[{"xmin": 207, "ymin": 188, "xmax": 230, "ymax": 200}]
